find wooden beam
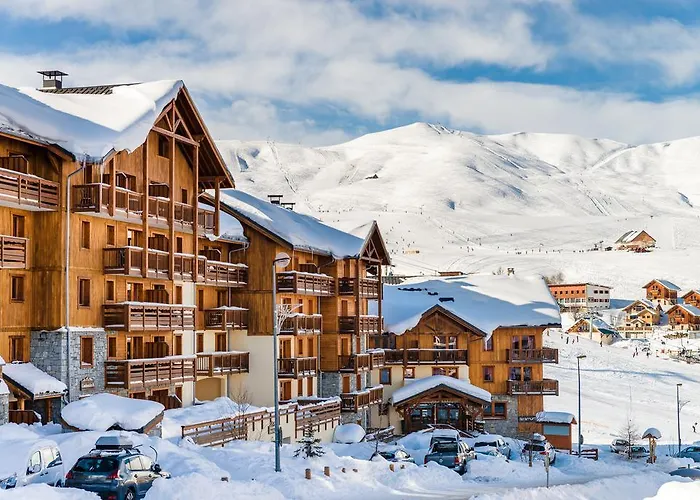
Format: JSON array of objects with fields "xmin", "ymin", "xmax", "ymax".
[
  {"xmin": 152, "ymin": 126, "xmax": 199, "ymax": 147},
  {"xmin": 109, "ymin": 158, "xmax": 116, "ymax": 217},
  {"xmin": 194, "ymin": 145, "xmax": 200, "ymax": 283},
  {"xmin": 214, "ymin": 177, "xmax": 221, "ymax": 237},
  {"xmin": 173, "ymin": 106, "xmax": 195, "ymax": 140},
  {"xmin": 142, "ymin": 137, "xmax": 150, "ymax": 278},
  {"xmin": 155, "ymin": 102, "xmax": 174, "ymax": 129},
  {"xmin": 378, "ymin": 263, "xmax": 383, "ymax": 335},
  {"xmin": 354, "ymin": 258, "xmax": 360, "ymax": 351},
  {"xmin": 169, "ymin": 133, "xmax": 176, "ymax": 280}
]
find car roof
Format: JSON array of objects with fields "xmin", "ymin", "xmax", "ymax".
[{"xmin": 0, "ymin": 439, "xmax": 60, "ymax": 478}]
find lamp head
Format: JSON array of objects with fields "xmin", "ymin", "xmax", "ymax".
[
  {"xmin": 577, "ymin": 355, "xmax": 587, "ymax": 360},
  {"xmin": 274, "ymin": 252, "xmax": 291, "ymax": 269}
]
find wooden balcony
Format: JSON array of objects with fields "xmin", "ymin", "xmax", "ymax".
[
  {"xmin": 0, "ymin": 235, "xmax": 27, "ymax": 269},
  {"xmin": 369, "ymin": 350, "xmax": 385, "ymax": 369},
  {"xmin": 104, "ymin": 355, "xmax": 196, "ymax": 390},
  {"xmin": 198, "ymin": 208, "xmax": 215, "ymax": 235},
  {"xmin": 203, "ymin": 308, "xmax": 249, "ymax": 330},
  {"xmin": 174, "ymin": 201, "xmax": 195, "ymax": 229},
  {"xmin": 1, "ymin": 166, "xmax": 59, "ymax": 210},
  {"xmin": 338, "ymin": 315, "xmax": 382, "ymax": 335},
  {"xmin": 340, "ymin": 386, "xmax": 383, "ymax": 412},
  {"xmin": 196, "ymin": 351, "xmax": 250, "ymax": 376},
  {"xmin": 338, "ymin": 353, "xmax": 371, "ymax": 373},
  {"xmin": 72, "ymin": 184, "xmax": 143, "ymax": 220},
  {"xmin": 276, "ymin": 272, "xmax": 335, "ymax": 296},
  {"xmin": 507, "ymin": 379, "xmax": 559, "ymax": 396},
  {"xmin": 506, "ymin": 348, "xmax": 559, "ymax": 364},
  {"xmin": 147, "ymin": 196, "xmax": 170, "ymax": 226},
  {"xmin": 278, "ymin": 357, "xmax": 318, "ymax": 378},
  {"xmin": 199, "ymin": 259, "xmax": 248, "ymax": 287},
  {"xmin": 103, "ymin": 303, "xmax": 196, "ymax": 331},
  {"xmin": 280, "ymin": 314, "xmax": 322, "ymax": 335},
  {"xmin": 338, "ymin": 277, "xmax": 379, "ymax": 298},
  {"xmin": 383, "ymin": 348, "xmax": 469, "ymax": 365}
]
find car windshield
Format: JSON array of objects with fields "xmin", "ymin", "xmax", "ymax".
[
  {"xmin": 432, "ymin": 442, "xmax": 458, "ymax": 453},
  {"xmin": 523, "ymin": 444, "xmax": 545, "ymax": 452},
  {"xmin": 379, "ymin": 452, "xmax": 394, "ymax": 459},
  {"xmin": 73, "ymin": 457, "xmax": 119, "ymax": 474},
  {"xmin": 475, "ymin": 441, "xmax": 497, "ymax": 447}
]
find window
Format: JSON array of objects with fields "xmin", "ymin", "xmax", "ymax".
[
  {"xmin": 28, "ymin": 451, "xmax": 41, "ymax": 474},
  {"xmin": 181, "ymin": 189, "xmax": 188, "ymax": 204},
  {"xmin": 10, "ymin": 336, "xmax": 24, "ymax": 362},
  {"xmin": 216, "ymin": 333, "xmax": 227, "ymax": 351},
  {"xmin": 485, "ymin": 336, "xmax": 493, "ymax": 351},
  {"xmin": 174, "ymin": 335, "xmax": 183, "ymax": 356},
  {"xmin": 106, "ymin": 225, "xmax": 115, "ymax": 246},
  {"xmin": 12, "ymin": 215, "xmax": 25, "ymax": 238},
  {"xmin": 80, "ymin": 337, "xmax": 94, "ymax": 367},
  {"xmin": 404, "ymin": 367, "xmax": 415, "ymax": 379},
  {"xmin": 175, "ymin": 286, "xmax": 183, "ymax": 305},
  {"xmin": 127, "ymin": 282, "xmax": 143, "ymax": 302},
  {"xmin": 176, "ymin": 237, "xmax": 183, "ymax": 253},
  {"xmin": 433, "ymin": 335, "xmax": 457, "ymax": 349},
  {"xmin": 307, "ymin": 377, "xmax": 314, "ymax": 396},
  {"xmin": 297, "ymin": 378, "xmax": 304, "ymax": 396},
  {"xmin": 157, "ymin": 135, "xmax": 170, "ymax": 158},
  {"xmin": 483, "ymin": 366, "xmax": 495, "ymax": 382},
  {"xmin": 78, "ymin": 279, "xmax": 91, "ymax": 307},
  {"xmin": 198, "ymin": 290, "xmax": 204, "ymax": 310},
  {"xmin": 127, "ymin": 229, "xmax": 142, "ymax": 247},
  {"xmin": 80, "ymin": 221, "xmax": 90, "ymax": 249},
  {"xmin": 11, "ymin": 275, "xmax": 24, "ymax": 302},
  {"xmin": 105, "ymin": 281, "xmax": 115, "ymax": 302},
  {"xmin": 432, "ymin": 367, "xmax": 458, "ymax": 378},
  {"xmin": 483, "ymin": 401, "xmax": 507, "ymax": 419},
  {"xmin": 107, "ymin": 337, "xmax": 117, "ymax": 359},
  {"xmin": 217, "ymin": 290, "xmax": 228, "ymax": 307},
  {"xmin": 509, "ymin": 367, "xmax": 522, "ymax": 381},
  {"xmin": 342, "ymin": 376, "xmax": 351, "ymax": 393},
  {"xmin": 196, "ymin": 333, "xmax": 204, "ymax": 353},
  {"xmin": 126, "ymin": 456, "xmax": 144, "ymax": 472}
]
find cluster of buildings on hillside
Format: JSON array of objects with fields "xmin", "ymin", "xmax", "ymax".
[{"xmin": 0, "ymin": 73, "xmax": 571, "ymax": 445}]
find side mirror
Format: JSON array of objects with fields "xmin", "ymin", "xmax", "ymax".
[
  {"xmin": 152, "ymin": 464, "xmax": 162, "ymax": 474},
  {"xmin": 27, "ymin": 464, "xmax": 41, "ymax": 475}
]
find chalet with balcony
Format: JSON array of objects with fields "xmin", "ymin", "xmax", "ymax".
[
  {"xmin": 213, "ymin": 190, "xmax": 390, "ymax": 426},
  {"xmin": 682, "ymin": 290, "xmax": 700, "ymax": 308},
  {"xmin": 0, "ymin": 73, "xmax": 248, "ymax": 416},
  {"xmin": 667, "ymin": 304, "xmax": 700, "ymax": 331},
  {"xmin": 373, "ymin": 274, "xmax": 561, "ymax": 435},
  {"xmin": 615, "ymin": 230, "xmax": 656, "ymax": 251},
  {"xmin": 566, "ymin": 317, "xmax": 620, "ymax": 344},
  {"xmin": 643, "ymin": 279, "xmax": 680, "ymax": 306}
]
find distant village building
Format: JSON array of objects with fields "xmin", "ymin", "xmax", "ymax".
[
  {"xmin": 615, "ymin": 230, "xmax": 656, "ymax": 251},
  {"xmin": 566, "ymin": 318, "xmax": 620, "ymax": 345},
  {"xmin": 618, "ymin": 300, "xmax": 661, "ymax": 338},
  {"xmin": 681, "ymin": 290, "xmax": 700, "ymax": 308},
  {"xmin": 547, "ymin": 283, "xmax": 611, "ymax": 312},
  {"xmin": 667, "ymin": 304, "xmax": 700, "ymax": 331},
  {"xmin": 643, "ymin": 279, "xmax": 680, "ymax": 306}
]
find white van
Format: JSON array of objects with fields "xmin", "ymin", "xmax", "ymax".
[{"xmin": 0, "ymin": 439, "xmax": 65, "ymax": 489}]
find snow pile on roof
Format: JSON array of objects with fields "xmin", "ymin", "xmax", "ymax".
[
  {"xmin": 0, "ymin": 355, "xmax": 5, "ymax": 366},
  {"xmin": 646, "ymin": 279, "xmax": 681, "ymax": 291},
  {"xmin": 648, "ymin": 481, "xmax": 700, "ymax": 500},
  {"xmin": 674, "ymin": 304, "xmax": 700, "ymax": 316},
  {"xmin": 391, "ymin": 375, "xmax": 491, "ymax": 405},
  {"xmin": 616, "ymin": 230, "xmax": 650, "ymax": 244},
  {"xmin": 642, "ymin": 427, "xmax": 662, "ymax": 439},
  {"xmin": 202, "ymin": 204, "xmax": 247, "ymax": 244},
  {"xmin": 219, "ymin": 189, "xmax": 367, "ymax": 258},
  {"xmin": 333, "ymin": 423, "xmax": 366, "ymax": 444},
  {"xmin": 0, "ymin": 80, "xmax": 183, "ymax": 161},
  {"xmin": 379, "ymin": 274, "xmax": 561, "ymax": 338},
  {"xmin": 0, "ymin": 380, "xmax": 9, "ymax": 396},
  {"xmin": 536, "ymin": 411, "xmax": 575, "ymax": 424},
  {"xmin": 2, "ymin": 362, "xmax": 66, "ymax": 396},
  {"xmin": 62, "ymin": 393, "xmax": 164, "ymax": 431}
]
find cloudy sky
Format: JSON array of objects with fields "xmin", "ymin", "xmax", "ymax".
[{"xmin": 1, "ymin": 0, "xmax": 700, "ymax": 146}]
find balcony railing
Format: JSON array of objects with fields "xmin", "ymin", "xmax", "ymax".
[
  {"xmin": 203, "ymin": 308, "xmax": 249, "ymax": 330},
  {"xmin": 369, "ymin": 350, "xmax": 385, "ymax": 369},
  {"xmin": 340, "ymin": 386, "xmax": 384, "ymax": 412},
  {"xmin": 198, "ymin": 208, "xmax": 215, "ymax": 234},
  {"xmin": 174, "ymin": 201, "xmax": 195, "ymax": 229},
  {"xmin": 338, "ymin": 315, "xmax": 382, "ymax": 335},
  {"xmin": 338, "ymin": 277, "xmax": 379, "ymax": 298},
  {"xmin": 1, "ymin": 166, "xmax": 59, "ymax": 210},
  {"xmin": 103, "ymin": 303, "xmax": 196, "ymax": 331},
  {"xmin": 280, "ymin": 314, "xmax": 322, "ymax": 335},
  {"xmin": 278, "ymin": 357, "xmax": 318, "ymax": 378},
  {"xmin": 507, "ymin": 379, "xmax": 559, "ymax": 396},
  {"xmin": 276, "ymin": 272, "xmax": 335, "ymax": 296},
  {"xmin": 383, "ymin": 348, "xmax": 469, "ymax": 364},
  {"xmin": 72, "ymin": 184, "xmax": 143, "ymax": 220},
  {"xmin": 148, "ymin": 196, "xmax": 170, "ymax": 226},
  {"xmin": 0, "ymin": 235, "xmax": 27, "ymax": 269},
  {"xmin": 196, "ymin": 351, "xmax": 250, "ymax": 376},
  {"xmin": 199, "ymin": 260, "xmax": 248, "ymax": 287},
  {"xmin": 338, "ymin": 353, "xmax": 371, "ymax": 373},
  {"xmin": 104, "ymin": 355, "xmax": 196, "ymax": 390},
  {"xmin": 506, "ymin": 348, "xmax": 559, "ymax": 364}
]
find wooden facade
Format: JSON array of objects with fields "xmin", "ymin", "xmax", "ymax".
[
  {"xmin": 643, "ymin": 279, "xmax": 679, "ymax": 306},
  {"xmin": 682, "ymin": 290, "xmax": 700, "ymax": 308},
  {"xmin": 667, "ymin": 305, "xmax": 700, "ymax": 331}
]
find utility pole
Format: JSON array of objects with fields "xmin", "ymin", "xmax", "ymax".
[
  {"xmin": 677, "ymin": 383, "xmax": 683, "ymax": 455},
  {"xmin": 272, "ymin": 252, "xmax": 290, "ymax": 472},
  {"xmin": 577, "ymin": 355, "xmax": 586, "ymax": 456}
]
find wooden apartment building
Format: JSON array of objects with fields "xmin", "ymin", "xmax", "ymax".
[{"xmin": 643, "ymin": 279, "xmax": 680, "ymax": 306}]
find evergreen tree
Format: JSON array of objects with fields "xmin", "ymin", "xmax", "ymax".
[{"xmin": 294, "ymin": 426, "xmax": 325, "ymax": 459}]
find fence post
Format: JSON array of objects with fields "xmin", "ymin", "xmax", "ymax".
[
  {"xmin": 389, "ymin": 464, "xmax": 395, "ymax": 472},
  {"xmin": 305, "ymin": 469, "xmax": 312, "ymax": 480},
  {"xmin": 324, "ymin": 466, "xmax": 330, "ymax": 477}
]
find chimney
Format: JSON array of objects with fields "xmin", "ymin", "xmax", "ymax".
[{"xmin": 37, "ymin": 70, "xmax": 68, "ymax": 90}]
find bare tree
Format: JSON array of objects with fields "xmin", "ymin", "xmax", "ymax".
[
  {"xmin": 228, "ymin": 382, "xmax": 253, "ymax": 416},
  {"xmin": 543, "ymin": 271, "xmax": 565, "ymax": 285},
  {"xmin": 275, "ymin": 303, "xmax": 302, "ymax": 331},
  {"xmin": 617, "ymin": 418, "xmax": 641, "ymax": 460}
]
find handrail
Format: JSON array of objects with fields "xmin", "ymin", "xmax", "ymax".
[{"xmin": 0, "ymin": 166, "xmax": 59, "ymax": 210}]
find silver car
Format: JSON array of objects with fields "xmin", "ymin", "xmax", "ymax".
[
  {"xmin": 0, "ymin": 439, "xmax": 64, "ymax": 489},
  {"xmin": 473, "ymin": 436, "xmax": 511, "ymax": 459},
  {"xmin": 610, "ymin": 439, "xmax": 629, "ymax": 454},
  {"xmin": 676, "ymin": 446, "xmax": 700, "ymax": 462}
]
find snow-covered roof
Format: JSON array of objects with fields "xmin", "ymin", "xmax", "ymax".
[
  {"xmin": 333, "ymin": 423, "xmax": 366, "ymax": 444},
  {"xmin": 644, "ymin": 279, "xmax": 681, "ymax": 291},
  {"xmin": 616, "ymin": 230, "xmax": 653, "ymax": 244},
  {"xmin": 2, "ymin": 362, "xmax": 66, "ymax": 398},
  {"xmin": 201, "ymin": 202, "xmax": 248, "ymax": 244},
  {"xmin": 642, "ymin": 427, "xmax": 662, "ymax": 439},
  {"xmin": 682, "ymin": 289, "xmax": 700, "ymax": 298},
  {"xmin": 0, "ymin": 355, "xmax": 5, "ymax": 367},
  {"xmin": 391, "ymin": 375, "xmax": 491, "ymax": 405},
  {"xmin": 536, "ymin": 411, "xmax": 576, "ymax": 424},
  {"xmin": 569, "ymin": 317, "xmax": 617, "ymax": 335},
  {"xmin": 623, "ymin": 299, "xmax": 657, "ymax": 311},
  {"xmin": 378, "ymin": 274, "xmax": 561, "ymax": 339},
  {"xmin": 672, "ymin": 304, "xmax": 700, "ymax": 317},
  {"xmin": 218, "ymin": 189, "xmax": 369, "ymax": 258},
  {"xmin": 0, "ymin": 380, "xmax": 8, "ymax": 396},
  {"xmin": 0, "ymin": 80, "xmax": 183, "ymax": 161},
  {"xmin": 62, "ymin": 393, "xmax": 164, "ymax": 431}
]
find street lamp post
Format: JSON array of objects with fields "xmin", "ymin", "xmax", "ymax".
[
  {"xmin": 677, "ymin": 383, "xmax": 683, "ymax": 455},
  {"xmin": 272, "ymin": 252, "xmax": 291, "ymax": 473},
  {"xmin": 577, "ymin": 354, "xmax": 587, "ymax": 457}
]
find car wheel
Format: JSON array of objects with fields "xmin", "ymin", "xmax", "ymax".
[{"xmin": 125, "ymin": 489, "xmax": 136, "ymax": 500}]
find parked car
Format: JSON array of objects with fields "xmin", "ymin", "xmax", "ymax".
[
  {"xmin": 377, "ymin": 447, "xmax": 415, "ymax": 464},
  {"xmin": 625, "ymin": 446, "xmax": 649, "ymax": 459},
  {"xmin": 676, "ymin": 446, "xmax": 700, "ymax": 462},
  {"xmin": 0, "ymin": 439, "xmax": 64, "ymax": 489},
  {"xmin": 610, "ymin": 439, "xmax": 630, "ymax": 454},
  {"xmin": 64, "ymin": 436, "xmax": 170, "ymax": 500},
  {"xmin": 522, "ymin": 436, "xmax": 556, "ymax": 464},
  {"xmin": 429, "ymin": 429, "xmax": 461, "ymax": 449},
  {"xmin": 473, "ymin": 436, "xmax": 511, "ymax": 459},
  {"xmin": 669, "ymin": 466, "xmax": 700, "ymax": 480},
  {"xmin": 424, "ymin": 441, "xmax": 475, "ymax": 474}
]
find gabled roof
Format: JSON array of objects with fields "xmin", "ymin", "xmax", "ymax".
[
  {"xmin": 377, "ymin": 274, "xmax": 561, "ymax": 341},
  {"xmin": 643, "ymin": 279, "xmax": 681, "ymax": 292},
  {"xmin": 390, "ymin": 375, "xmax": 491, "ymax": 406},
  {"xmin": 682, "ymin": 290, "xmax": 700, "ymax": 299},
  {"xmin": 568, "ymin": 317, "xmax": 617, "ymax": 335},
  {"xmin": 217, "ymin": 189, "xmax": 389, "ymax": 262},
  {"xmin": 669, "ymin": 304, "xmax": 700, "ymax": 317},
  {"xmin": 616, "ymin": 230, "xmax": 655, "ymax": 244},
  {"xmin": 2, "ymin": 362, "xmax": 66, "ymax": 400}
]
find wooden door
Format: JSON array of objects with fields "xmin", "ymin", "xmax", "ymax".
[
  {"xmin": 340, "ymin": 337, "xmax": 351, "ymax": 355},
  {"xmin": 280, "ymin": 339, "xmax": 292, "ymax": 358}
]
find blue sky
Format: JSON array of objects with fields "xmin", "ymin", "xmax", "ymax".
[{"xmin": 2, "ymin": 0, "xmax": 700, "ymax": 145}]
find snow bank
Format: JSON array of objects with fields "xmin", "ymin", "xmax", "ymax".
[
  {"xmin": 2, "ymin": 362, "xmax": 66, "ymax": 396},
  {"xmin": 0, "ymin": 80, "xmax": 182, "ymax": 161},
  {"xmin": 391, "ymin": 375, "xmax": 491, "ymax": 405},
  {"xmin": 0, "ymin": 483, "xmax": 97, "ymax": 499},
  {"xmin": 61, "ymin": 393, "xmax": 164, "ymax": 431},
  {"xmin": 536, "ymin": 412, "xmax": 575, "ymax": 424},
  {"xmin": 646, "ymin": 481, "xmax": 700, "ymax": 499},
  {"xmin": 379, "ymin": 274, "xmax": 561, "ymax": 339},
  {"xmin": 219, "ymin": 190, "xmax": 368, "ymax": 258},
  {"xmin": 162, "ymin": 397, "xmax": 260, "ymax": 440},
  {"xmin": 333, "ymin": 424, "xmax": 366, "ymax": 444},
  {"xmin": 142, "ymin": 473, "xmax": 285, "ymax": 500}
]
